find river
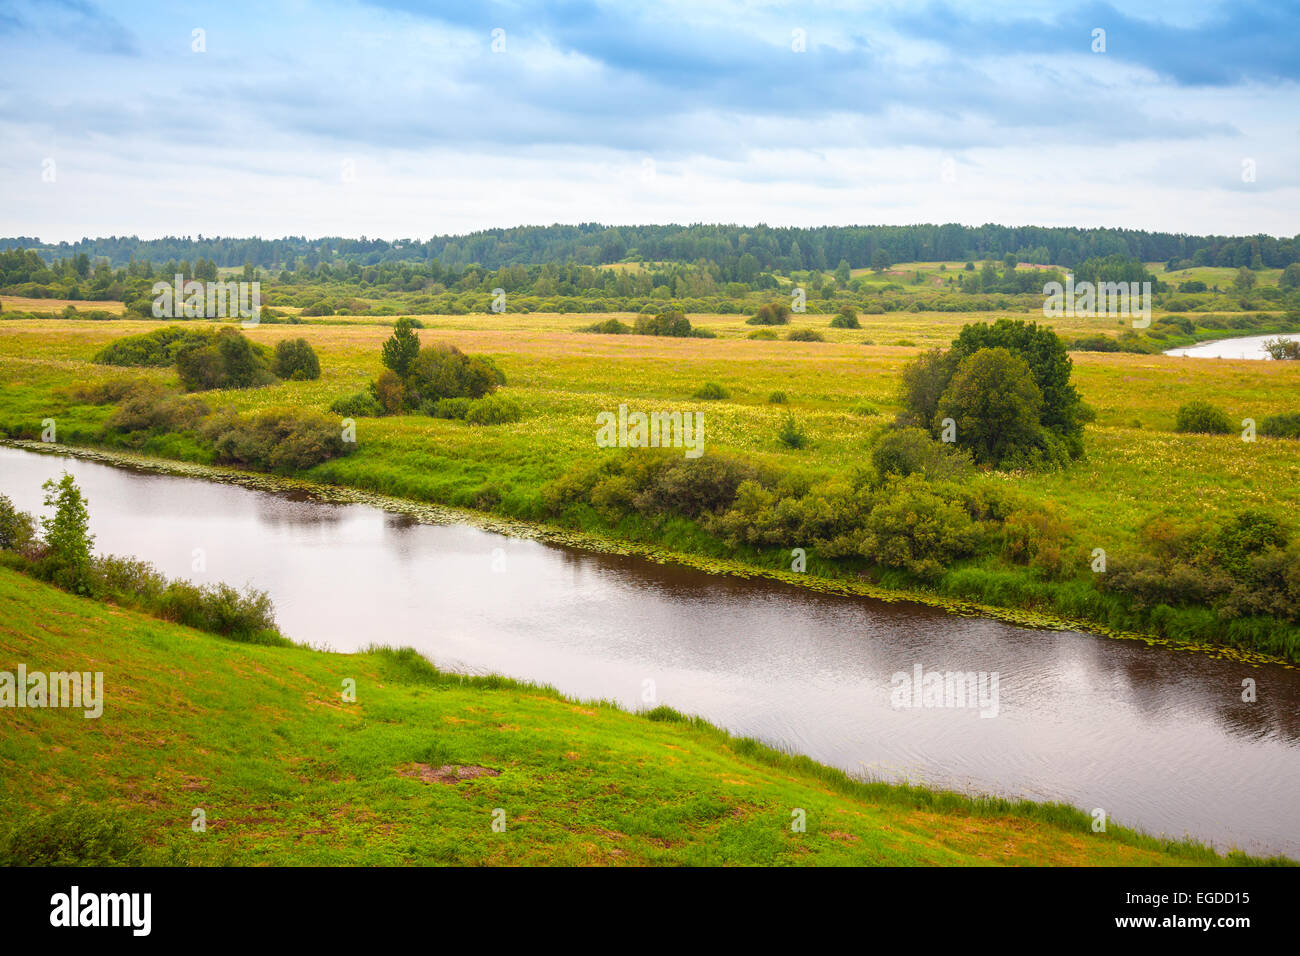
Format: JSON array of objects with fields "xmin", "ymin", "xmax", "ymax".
[{"xmin": 2, "ymin": 444, "xmax": 1297, "ymax": 857}]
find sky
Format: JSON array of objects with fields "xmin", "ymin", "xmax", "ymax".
[{"xmin": 0, "ymin": 0, "xmax": 1296, "ymax": 242}]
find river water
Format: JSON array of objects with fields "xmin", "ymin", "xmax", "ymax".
[
  {"xmin": 2, "ymin": 445, "xmax": 1297, "ymax": 857},
  {"xmin": 1164, "ymin": 333, "xmax": 1299, "ymax": 359}
]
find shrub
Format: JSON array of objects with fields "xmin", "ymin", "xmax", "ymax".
[
  {"xmin": 1175, "ymin": 401, "xmax": 1231, "ymax": 434},
  {"xmin": 777, "ymin": 413, "xmax": 807, "ymax": 449},
  {"xmin": 1001, "ymin": 503, "xmax": 1072, "ymax": 577},
  {"xmin": 746, "ymin": 302, "xmax": 791, "ymax": 325},
  {"xmin": 406, "ymin": 343, "xmax": 505, "ymax": 404},
  {"xmin": 1259, "ymin": 412, "xmax": 1300, "ymax": 439},
  {"xmin": 370, "ymin": 369, "xmax": 407, "ymax": 414},
  {"xmin": 93, "ymin": 326, "xmax": 211, "ymax": 367},
  {"xmin": 850, "ymin": 401, "xmax": 879, "ymax": 416},
  {"xmin": 203, "ymin": 409, "xmax": 349, "ymax": 473},
  {"xmin": 767, "ymin": 390, "xmax": 788, "ymax": 404},
  {"xmin": 577, "ymin": 318, "xmax": 632, "ymax": 334},
  {"xmin": 861, "ymin": 475, "xmax": 980, "ymax": 580},
  {"xmin": 0, "ymin": 806, "xmax": 143, "ymax": 866},
  {"xmin": 747, "ymin": 329, "xmax": 778, "ymax": 340},
  {"xmin": 786, "ymin": 329, "xmax": 824, "ymax": 342},
  {"xmin": 1263, "ymin": 337, "xmax": 1300, "ymax": 360},
  {"xmin": 103, "ymin": 382, "xmax": 209, "ymax": 440},
  {"xmin": 634, "ymin": 310, "xmax": 696, "ymax": 337},
  {"xmin": 271, "ymin": 338, "xmax": 321, "ymax": 380},
  {"xmin": 871, "ymin": 427, "xmax": 971, "ymax": 482},
  {"xmin": 829, "ymin": 307, "xmax": 860, "ymax": 329},
  {"xmin": 174, "ymin": 327, "xmax": 275, "ymax": 391},
  {"xmin": 0, "ymin": 495, "xmax": 36, "ymax": 553},
  {"xmin": 692, "ymin": 382, "xmax": 730, "ymax": 400},
  {"xmin": 465, "ymin": 394, "xmax": 523, "ymax": 426},
  {"xmin": 330, "ymin": 390, "xmax": 383, "ymax": 417},
  {"xmin": 428, "ymin": 397, "xmax": 473, "ymax": 419}
]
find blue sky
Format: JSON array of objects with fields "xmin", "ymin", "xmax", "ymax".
[{"xmin": 1, "ymin": 0, "xmax": 1296, "ymax": 241}]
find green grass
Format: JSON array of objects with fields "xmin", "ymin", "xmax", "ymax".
[
  {"xmin": 1, "ymin": 312, "xmax": 1299, "ymax": 659},
  {"xmin": 0, "ymin": 567, "xmax": 1279, "ymax": 866}
]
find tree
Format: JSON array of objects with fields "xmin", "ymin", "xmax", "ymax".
[
  {"xmin": 1233, "ymin": 266, "xmax": 1257, "ymax": 294},
  {"xmin": 898, "ymin": 349, "xmax": 958, "ymax": 430},
  {"xmin": 381, "ymin": 317, "xmax": 421, "ymax": 376},
  {"xmin": 949, "ymin": 319, "xmax": 1085, "ymax": 452},
  {"xmin": 936, "ymin": 348, "xmax": 1045, "ymax": 466},
  {"xmin": 0, "ymin": 495, "xmax": 35, "ymax": 552},
  {"xmin": 834, "ymin": 259, "xmax": 851, "ymax": 288},
  {"xmin": 1280, "ymin": 263, "xmax": 1300, "ymax": 291},
  {"xmin": 871, "ymin": 249, "xmax": 891, "ymax": 272},
  {"xmin": 41, "ymin": 473, "xmax": 94, "ymax": 594}
]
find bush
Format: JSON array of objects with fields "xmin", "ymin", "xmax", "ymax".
[
  {"xmin": 175, "ymin": 327, "xmax": 275, "ymax": 391},
  {"xmin": 634, "ymin": 310, "xmax": 697, "ymax": 337},
  {"xmin": 746, "ymin": 302, "xmax": 791, "ymax": 325},
  {"xmin": 93, "ymin": 326, "xmax": 211, "ymax": 367},
  {"xmin": 203, "ymin": 409, "xmax": 350, "ymax": 473},
  {"xmin": 786, "ymin": 329, "xmax": 824, "ymax": 342},
  {"xmin": 692, "ymin": 382, "xmax": 730, "ymax": 400},
  {"xmin": 330, "ymin": 390, "xmax": 383, "ymax": 417},
  {"xmin": 862, "ymin": 475, "xmax": 981, "ymax": 580},
  {"xmin": 428, "ymin": 397, "xmax": 473, "ymax": 419},
  {"xmin": 871, "ymin": 427, "xmax": 971, "ymax": 482},
  {"xmin": 777, "ymin": 413, "xmax": 807, "ymax": 449},
  {"xmin": 767, "ymin": 390, "xmax": 788, "ymax": 404},
  {"xmin": 103, "ymin": 382, "xmax": 209, "ymax": 441},
  {"xmin": 1001, "ymin": 503, "xmax": 1072, "ymax": 577},
  {"xmin": 577, "ymin": 318, "xmax": 632, "ymax": 334},
  {"xmin": 465, "ymin": 394, "xmax": 523, "ymax": 425},
  {"xmin": 1175, "ymin": 401, "xmax": 1232, "ymax": 434},
  {"xmin": 0, "ymin": 495, "xmax": 36, "ymax": 553},
  {"xmin": 849, "ymin": 401, "xmax": 879, "ymax": 416},
  {"xmin": 0, "ymin": 805, "xmax": 143, "ymax": 866},
  {"xmin": 1259, "ymin": 412, "xmax": 1300, "ymax": 439},
  {"xmin": 406, "ymin": 343, "xmax": 505, "ymax": 404},
  {"xmin": 39, "ymin": 473, "xmax": 94, "ymax": 595},
  {"xmin": 829, "ymin": 308, "xmax": 860, "ymax": 329},
  {"xmin": 747, "ymin": 329, "xmax": 778, "ymax": 340},
  {"xmin": 271, "ymin": 338, "xmax": 321, "ymax": 380}
]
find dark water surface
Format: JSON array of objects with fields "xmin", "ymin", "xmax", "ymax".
[{"xmin": 3, "ymin": 445, "xmax": 1298, "ymax": 857}]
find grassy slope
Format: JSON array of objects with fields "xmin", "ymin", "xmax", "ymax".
[{"xmin": 0, "ymin": 567, "xmax": 1261, "ymax": 866}]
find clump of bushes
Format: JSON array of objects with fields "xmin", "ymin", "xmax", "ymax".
[
  {"xmin": 829, "ymin": 307, "xmax": 860, "ymax": 329},
  {"xmin": 1259, "ymin": 412, "xmax": 1300, "ymax": 438},
  {"xmin": 270, "ymin": 338, "xmax": 321, "ymax": 380},
  {"xmin": 692, "ymin": 382, "xmax": 730, "ymax": 400},
  {"xmin": 330, "ymin": 390, "xmax": 383, "ymax": 417},
  {"xmin": 0, "ymin": 806, "xmax": 144, "ymax": 866},
  {"xmin": 93, "ymin": 326, "xmax": 212, "ymax": 367},
  {"xmin": 747, "ymin": 329, "xmax": 778, "ymax": 340},
  {"xmin": 367, "ymin": 324, "xmax": 508, "ymax": 415},
  {"xmin": 786, "ymin": 329, "xmax": 824, "ymax": 342},
  {"xmin": 746, "ymin": 302, "xmax": 791, "ymax": 326},
  {"xmin": 577, "ymin": 318, "xmax": 632, "ymax": 334},
  {"xmin": 1175, "ymin": 401, "xmax": 1231, "ymax": 435},
  {"xmin": 174, "ymin": 327, "xmax": 276, "ymax": 391},
  {"xmin": 767, "ymin": 390, "xmax": 788, "ymax": 404},
  {"xmin": 202, "ymin": 408, "xmax": 350, "ymax": 473},
  {"xmin": 634, "ymin": 310, "xmax": 712, "ymax": 337},
  {"xmin": 465, "ymin": 394, "xmax": 524, "ymax": 426}
]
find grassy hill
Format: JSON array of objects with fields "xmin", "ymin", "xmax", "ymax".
[{"xmin": 0, "ymin": 567, "xmax": 1273, "ymax": 866}]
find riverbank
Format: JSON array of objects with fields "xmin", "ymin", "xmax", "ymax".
[
  {"xmin": 7, "ymin": 437, "xmax": 1293, "ymax": 670},
  {"xmin": 0, "ymin": 566, "xmax": 1282, "ymax": 866}
]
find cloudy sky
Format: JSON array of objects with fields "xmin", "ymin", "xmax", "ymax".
[{"xmin": 1, "ymin": 0, "xmax": 1296, "ymax": 241}]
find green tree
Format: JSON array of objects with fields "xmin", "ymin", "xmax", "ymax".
[
  {"xmin": 1279, "ymin": 263, "xmax": 1300, "ymax": 291},
  {"xmin": 381, "ymin": 317, "xmax": 421, "ymax": 376},
  {"xmin": 1233, "ymin": 266, "xmax": 1257, "ymax": 294},
  {"xmin": 834, "ymin": 259, "xmax": 851, "ymax": 287},
  {"xmin": 271, "ymin": 338, "xmax": 321, "ymax": 381},
  {"xmin": 936, "ymin": 348, "xmax": 1045, "ymax": 466},
  {"xmin": 871, "ymin": 249, "xmax": 891, "ymax": 272},
  {"xmin": 41, "ymin": 473, "xmax": 94, "ymax": 594}
]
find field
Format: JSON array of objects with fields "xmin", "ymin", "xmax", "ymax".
[{"xmin": 0, "ymin": 567, "xmax": 1262, "ymax": 866}]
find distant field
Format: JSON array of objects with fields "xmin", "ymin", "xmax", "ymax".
[{"xmin": 0, "ymin": 295, "xmax": 125, "ymax": 314}]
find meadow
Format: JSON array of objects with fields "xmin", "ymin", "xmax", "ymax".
[
  {"xmin": 0, "ymin": 567, "xmax": 1269, "ymax": 866},
  {"xmin": 3, "ymin": 289, "xmax": 1300, "ymax": 659}
]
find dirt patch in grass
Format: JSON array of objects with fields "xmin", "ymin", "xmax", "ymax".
[{"xmin": 398, "ymin": 762, "xmax": 501, "ymax": 785}]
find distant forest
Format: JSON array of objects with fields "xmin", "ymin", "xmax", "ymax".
[{"xmin": 2, "ymin": 223, "xmax": 1297, "ymax": 274}]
